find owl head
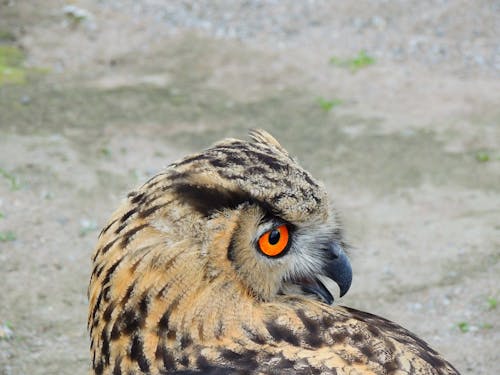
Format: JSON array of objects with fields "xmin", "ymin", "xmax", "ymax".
[{"xmin": 141, "ymin": 129, "xmax": 352, "ymax": 306}]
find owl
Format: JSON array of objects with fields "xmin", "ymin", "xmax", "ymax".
[{"xmin": 88, "ymin": 130, "xmax": 460, "ymax": 374}]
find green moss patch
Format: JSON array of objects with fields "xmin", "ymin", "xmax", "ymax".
[{"xmin": 0, "ymin": 45, "xmax": 26, "ymax": 84}]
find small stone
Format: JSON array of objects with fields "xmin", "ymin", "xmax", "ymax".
[
  {"xmin": 408, "ymin": 302, "xmax": 423, "ymax": 311},
  {"xmin": 80, "ymin": 218, "xmax": 98, "ymax": 236},
  {"xmin": 371, "ymin": 16, "xmax": 387, "ymax": 30},
  {"xmin": 20, "ymin": 95, "xmax": 31, "ymax": 105},
  {"xmin": 0, "ymin": 323, "xmax": 14, "ymax": 340},
  {"xmin": 62, "ymin": 5, "xmax": 93, "ymax": 21}
]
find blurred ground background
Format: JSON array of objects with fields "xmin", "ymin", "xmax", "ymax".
[{"xmin": 0, "ymin": 1, "xmax": 499, "ymax": 374}]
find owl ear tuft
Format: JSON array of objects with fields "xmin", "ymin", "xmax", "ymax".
[{"xmin": 249, "ymin": 129, "xmax": 289, "ymax": 156}]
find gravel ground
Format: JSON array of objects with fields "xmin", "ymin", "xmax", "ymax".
[{"xmin": 101, "ymin": 0, "xmax": 500, "ymax": 75}]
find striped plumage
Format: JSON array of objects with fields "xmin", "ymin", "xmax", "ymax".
[{"xmin": 88, "ymin": 130, "xmax": 460, "ymax": 374}]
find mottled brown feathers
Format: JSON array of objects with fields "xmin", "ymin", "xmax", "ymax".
[{"xmin": 89, "ymin": 130, "xmax": 460, "ymax": 374}]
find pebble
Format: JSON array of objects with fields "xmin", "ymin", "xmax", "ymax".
[
  {"xmin": 0, "ymin": 323, "xmax": 14, "ymax": 340},
  {"xmin": 20, "ymin": 95, "xmax": 31, "ymax": 105},
  {"xmin": 98, "ymin": 0, "xmax": 498, "ymax": 74}
]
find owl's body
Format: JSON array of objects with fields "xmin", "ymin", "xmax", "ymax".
[{"xmin": 89, "ymin": 131, "xmax": 459, "ymax": 374}]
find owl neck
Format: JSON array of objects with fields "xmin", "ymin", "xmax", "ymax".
[
  {"xmin": 156, "ymin": 266, "xmax": 256, "ymax": 342},
  {"xmin": 156, "ymin": 259, "xmax": 329, "ymax": 346}
]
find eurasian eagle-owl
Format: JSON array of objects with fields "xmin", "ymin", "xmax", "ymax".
[{"xmin": 88, "ymin": 130, "xmax": 459, "ymax": 374}]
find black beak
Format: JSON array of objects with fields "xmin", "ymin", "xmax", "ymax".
[
  {"xmin": 324, "ymin": 242, "xmax": 352, "ymax": 298},
  {"xmin": 300, "ymin": 242, "xmax": 352, "ymax": 305}
]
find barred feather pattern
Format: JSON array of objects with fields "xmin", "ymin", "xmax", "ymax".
[{"xmin": 88, "ymin": 130, "xmax": 460, "ymax": 375}]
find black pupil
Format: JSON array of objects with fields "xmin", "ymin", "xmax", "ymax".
[{"xmin": 268, "ymin": 229, "xmax": 280, "ymax": 245}]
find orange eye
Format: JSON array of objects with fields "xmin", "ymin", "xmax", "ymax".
[{"xmin": 258, "ymin": 224, "xmax": 290, "ymax": 257}]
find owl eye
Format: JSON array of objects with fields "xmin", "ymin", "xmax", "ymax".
[{"xmin": 258, "ymin": 224, "xmax": 290, "ymax": 257}]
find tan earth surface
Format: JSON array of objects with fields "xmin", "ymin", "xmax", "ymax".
[{"xmin": 0, "ymin": 1, "xmax": 499, "ymax": 374}]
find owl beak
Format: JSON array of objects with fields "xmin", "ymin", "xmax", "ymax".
[
  {"xmin": 299, "ymin": 243, "xmax": 352, "ymax": 305},
  {"xmin": 323, "ymin": 242, "xmax": 352, "ymax": 298}
]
